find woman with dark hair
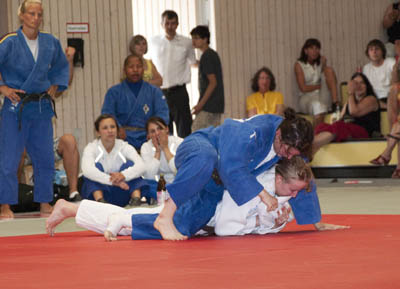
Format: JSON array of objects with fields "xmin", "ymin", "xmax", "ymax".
[
  {"xmin": 294, "ymin": 38, "xmax": 339, "ymax": 126},
  {"xmin": 246, "ymin": 67, "xmax": 285, "ymax": 117},
  {"xmin": 312, "ymin": 72, "xmax": 380, "ymax": 154},
  {"xmin": 141, "ymin": 117, "xmax": 183, "ymax": 183},
  {"xmin": 153, "ymin": 107, "xmax": 315, "ymax": 240},
  {"xmin": 80, "ymin": 114, "xmax": 148, "ymax": 207},
  {"xmin": 129, "ymin": 35, "xmax": 162, "ymax": 87}
]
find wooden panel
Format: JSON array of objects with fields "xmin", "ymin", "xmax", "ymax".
[
  {"xmin": 214, "ymin": 0, "xmax": 393, "ymax": 119},
  {"xmin": 0, "ymin": 0, "xmax": 9, "ymax": 36}
]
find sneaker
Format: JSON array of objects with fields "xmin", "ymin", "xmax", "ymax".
[
  {"xmin": 128, "ymin": 197, "xmax": 142, "ymax": 207},
  {"xmin": 69, "ymin": 194, "xmax": 83, "ymax": 202}
]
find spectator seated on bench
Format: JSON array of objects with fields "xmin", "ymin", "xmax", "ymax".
[{"xmin": 312, "ymin": 73, "xmax": 380, "ymax": 156}]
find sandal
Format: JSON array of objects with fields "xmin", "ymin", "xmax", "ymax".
[
  {"xmin": 392, "ymin": 168, "xmax": 400, "ymax": 179},
  {"xmin": 387, "ymin": 134, "xmax": 400, "ymax": 141},
  {"xmin": 369, "ymin": 155, "xmax": 390, "ymax": 166}
]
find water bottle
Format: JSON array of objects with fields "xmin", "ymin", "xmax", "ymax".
[
  {"xmin": 54, "ymin": 170, "xmax": 68, "ymax": 186},
  {"xmin": 156, "ymin": 174, "xmax": 167, "ymax": 205}
]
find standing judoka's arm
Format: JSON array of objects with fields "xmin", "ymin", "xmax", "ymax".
[
  {"xmin": 48, "ymin": 38, "xmax": 69, "ymax": 92},
  {"xmin": 47, "ymin": 85, "xmax": 58, "ymax": 99},
  {"xmin": 55, "ymin": 47, "xmax": 76, "ymax": 98},
  {"xmin": 0, "ymin": 80, "xmax": 24, "ymax": 103},
  {"xmin": 119, "ymin": 143, "xmax": 146, "ymax": 181}
]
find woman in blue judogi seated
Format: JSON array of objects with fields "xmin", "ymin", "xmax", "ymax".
[
  {"xmin": 0, "ymin": 0, "xmax": 69, "ymax": 219},
  {"xmin": 81, "ymin": 114, "xmax": 148, "ymax": 207},
  {"xmin": 101, "ymin": 54, "xmax": 170, "ymax": 150}
]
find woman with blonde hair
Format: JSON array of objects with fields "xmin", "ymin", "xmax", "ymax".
[
  {"xmin": 0, "ymin": 0, "xmax": 69, "ymax": 218},
  {"xmin": 129, "ymin": 35, "xmax": 163, "ymax": 87}
]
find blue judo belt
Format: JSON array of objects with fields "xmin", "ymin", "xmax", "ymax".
[{"xmin": 16, "ymin": 92, "xmax": 57, "ymax": 129}]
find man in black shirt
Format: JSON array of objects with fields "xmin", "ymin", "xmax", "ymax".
[{"xmin": 190, "ymin": 26, "xmax": 225, "ymax": 131}]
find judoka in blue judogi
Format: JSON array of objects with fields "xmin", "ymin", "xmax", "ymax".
[
  {"xmin": 153, "ymin": 112, "xmax": 316, "ymax": 240},
  {"xmin": 0, "ymin": 21, "xmax": 69, "ymax": 217},
  {"xmin": 101, "ymin": 54, "xmax": 169, "ymax": 150}
]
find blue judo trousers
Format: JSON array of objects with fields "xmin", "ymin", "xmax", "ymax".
[
  {"xmin": 130, "ymin": 115, "xmax": 321, "ymax": 239},
  {"xmin": 81, "ymin": 160, "xmax": 149, "ymax": 207}
]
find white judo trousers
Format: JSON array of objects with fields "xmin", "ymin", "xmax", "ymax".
[{"xmin": 75, "ymin": 200, "xmax": 163, "ymax": 235}]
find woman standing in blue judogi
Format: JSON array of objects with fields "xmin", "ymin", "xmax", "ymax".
[{"xmin": 0, "ymin": 0, "xmax": 69, "ymax": 218}]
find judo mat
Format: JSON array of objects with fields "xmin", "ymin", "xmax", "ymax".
[{"xmin": 0, "ymin": 214, "xmax": 399, "ymax": 289}]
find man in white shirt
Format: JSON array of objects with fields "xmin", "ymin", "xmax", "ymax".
[
  {"xmin": 149, "ymin": 10, "xmax": 196, "ymax": 138},
  {"xmin": 362, "ymin": 39, "xmax": 396, "ymax": 110}
]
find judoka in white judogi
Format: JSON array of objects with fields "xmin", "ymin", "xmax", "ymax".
[{"xmin": 74, "ymin": 164, "xmax": 294, "ymax": 238}]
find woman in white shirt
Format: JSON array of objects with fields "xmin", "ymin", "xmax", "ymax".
[
  {"xmin": 295, "ymin": 38, "xmax": 339, "ymax": 126},
  {"xmin": 81, "ymin": 114, "xmax": 147, "ymax": 207},
  {"xmin": 140, "ymin": 117, "xmax": 183, "ymax": 202},
  {"xmin": 141, "ymin": 117, "xmax": 183, "ymax": 183}
]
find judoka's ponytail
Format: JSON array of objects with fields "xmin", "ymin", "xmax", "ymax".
[
  {"xmin": 18, "ymin": 0, "xmax": 42, "ymax": 18},
  {"xmin": 279, "ymin": 107, "xmax": 313, "ymax": 160}
]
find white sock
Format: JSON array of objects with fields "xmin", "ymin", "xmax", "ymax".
[{"xmin": 106, "ymin": 213, "xmax": 132, "ymax": 236}]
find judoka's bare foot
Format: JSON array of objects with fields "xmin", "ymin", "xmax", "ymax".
[
  {"xmin": 153, "ymin": 199, "xmax": 187, "ymax": 241},
  {"xmin": 0, "ymin": 204, "xmax": 14, "ymax": 219},
  {"xmin": 46, "ymin": 199, "xmax": 78, "ymax": 236},
  {"xmin": 40, "ymin": 203, "xmax": 53, "ymax": 217}
]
